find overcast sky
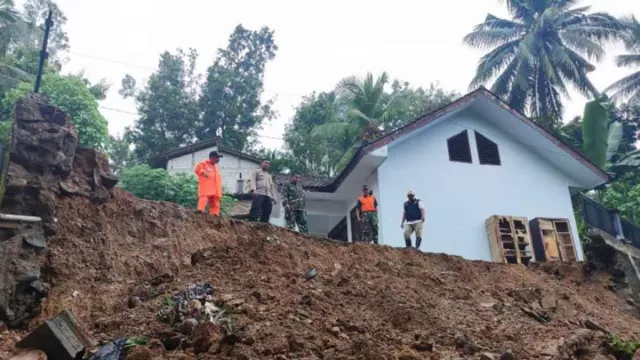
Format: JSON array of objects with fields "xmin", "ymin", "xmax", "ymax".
[{"xmin": 45, "ymin": 0, "xmax": 640, "ymax": 149}]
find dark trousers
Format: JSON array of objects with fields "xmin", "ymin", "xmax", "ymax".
[{"xmin": 249, "ymin": 194, "xmax": 273, "ymax": 222}]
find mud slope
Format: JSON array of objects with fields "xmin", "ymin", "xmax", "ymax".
[{"xmin": 2, "ymin": 188, "xmax": 640, "ymax": 359}]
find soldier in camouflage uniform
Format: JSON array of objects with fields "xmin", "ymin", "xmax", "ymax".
[
  {"xmin": 282, "ymin": 174, "xmax": 308, "ymax": 234},
  {"xmin": 357, "ymin": 185, "xmax": 378, "ymax": 244}
]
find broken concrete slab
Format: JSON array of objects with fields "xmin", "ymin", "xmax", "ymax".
[{"xmin": 16, "ymin": 310, "xmax": 95, "ymax": 360}]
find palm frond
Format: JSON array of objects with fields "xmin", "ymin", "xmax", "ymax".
[
  {"xmin": 469, "ymin": 40, "xmax": 520, "ymax": 90},
  {"xmin": 311, "ymin": 122, "xmax": 354, "ymax": 141},
  {"xmin": 560, "ymin": 31, "xmax": 605, "ymax": 61},
  {"xmin": 605, "ymin": 71, "xmax": 640, "ymax": 102},
  {"xmin": 615, "ymin": 54, "xmax": 640, "ymax": 68}
]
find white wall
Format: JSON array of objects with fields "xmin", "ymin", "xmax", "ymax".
[
  {"xmin": 377, "ymin": 109, "xmax": 584, "ymax": 261},
  {"xmin": 166, "ymin": 146, "xmax": 258, "ymax": 194},
  {"xmin": 166, "ymin": 148, "xmax": 283, "ymax": 226}
]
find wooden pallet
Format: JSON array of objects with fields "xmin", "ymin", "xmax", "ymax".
[
  {"xmin": 530, "ymin": 218, "xmax": 577, "ymax": 262},
  {"xmin": 486, "ymin": 215, "xmax": 535, "ymax": 265}
]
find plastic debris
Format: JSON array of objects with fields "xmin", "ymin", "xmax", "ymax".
[{"xmin": 88, "ymin": 338, "xmax": 125, "ymax": 360}]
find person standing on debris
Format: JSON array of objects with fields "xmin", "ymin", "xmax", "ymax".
[
  {"xmin": 249, "ymin": 160, "xmax": 276, "ymax": 222},
  {"xmin": 194, "ymin": 151, "xmax": 223, "ymax": 216},
  {"xmin": 356, "ymin": 185, "xmax": 379, "ymax": 244},
  {"xmin": 282, "ymin": 173, "xmax": 308, "ymax": 234},
  {"xmin": 401, "ymin": 190, "xmax": 425, "ymax": 249}
]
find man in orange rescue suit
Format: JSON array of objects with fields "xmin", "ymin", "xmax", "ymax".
[
  {"xmin": 356, "ymin": 185, "xmax": 378, "ymax": 244},
  {"xmin": 194, "ymin": 150, "xmax": 223, "ymax": 216}
]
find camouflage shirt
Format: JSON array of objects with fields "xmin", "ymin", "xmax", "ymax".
[{"xmin": 282, "ymin": 182, "xmax": 306, "ymax": 211}]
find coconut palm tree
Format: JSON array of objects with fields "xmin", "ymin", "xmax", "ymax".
[
  {"xmin": 605, "ymin": 16, "xmax": 640, "ymax": 104},
  {"xmin": 464, "ymin": 0, "xmax": 625, "ymax": 121},
  {"xmin": 311, "ymin": 72, "xmax": 396, "ymax": 171}
]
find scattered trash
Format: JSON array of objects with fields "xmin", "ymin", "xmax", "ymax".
[
  {"xmin": 16, "ymin": 310, "xmax": 95, "ymax": 360},
  {"xmin": 303, "ymin": 268, "xmax": 318, "ymax": 281},
  {"xmin": 156, "ymin": 283, "xmax": 233, "ymax": 332},
  {"xmin": 72, "ymin": 290, "xmax": 79, "ymax": 298},
  {"xmin": 88, "ymin": 338, "xmax": 125, "ymax": 360}
]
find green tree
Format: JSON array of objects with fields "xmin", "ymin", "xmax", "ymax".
[
  {"xmin": 284, "ymin": 91, "xmax": 346, "ymax": 176},
  {"xmin": 1, "ymin": 72, "xmax": 109, "ymax": 149},
  {"xmin": 121, "ymin": 48, "xmax": 201, "ymax": 162},
  {"xmin": 606, "ymin": 16, "xmax": 640, "ymax": 104},
  {"xmin": 118, "ymin": 164, "xmax": 235, "ymax": 216},
  {"xmin": 21, "ymin": 0, "xmax": 68, "ymax": 59},
  {"xmin": 464, "ymin": 0, "xmax": 624, "ymax": 121},
  {"xmin": 105, "ymin": 134, "xmax": 134, "ymax": 174},
  {"xmin": 312, "ymin": 72, "xmax": 394, "ymax": 171},
  {"xmin": 198, "ymin": 25, "xmax": 278, "ymax": 151},
  {"xmin": 386, "ymin": 81, "xmax": 460, "ymax": 130}
]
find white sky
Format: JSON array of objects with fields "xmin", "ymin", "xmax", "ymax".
[{"xmin": 45, "ymin": 0, "xmax": 640, "ymax": 149}]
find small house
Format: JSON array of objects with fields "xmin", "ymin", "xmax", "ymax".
[{"xmin": 275, "ymin": 87, "xmax": 609, "ymax": 262}]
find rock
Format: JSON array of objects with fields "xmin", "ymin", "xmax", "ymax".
[
  {"xmin": 22, "ymin": 229, "xmax": 46, "ymax": 249},
  {"xmin": 338, "ymin": 333, "xmax": 349, "ymax": 340},
  {"xmin": 583, "ymin": 319, "xmax": 609, "ymax": 333},
  {"xmin": 499, "ymin": 350, "xmax": 515, "ymax": 360},
  {"xmin": 330, "ymin": 326, "xmax": 341, "ymax": 336},
  {"xmin": 128, "ymin": 296, "xmax": 142, "ymax": 309},
  {"xmin": 159, "ymin": 332, "xmax": 184, "ymax": 351},
  {"xmin": 9, "ymin": 350, "xmax": 47, "ymax": 360},
  {"xmin": 16, "ymin": 310, "xmax": 95, "ymax": 360},
  {"xmin": 181, "ymin": 318, "xmax": 198, "ymax": 334}
]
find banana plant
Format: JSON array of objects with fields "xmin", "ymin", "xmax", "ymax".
[{"xmin": 581, "ymin": 95, "xmax": 640, "ymax": 176}]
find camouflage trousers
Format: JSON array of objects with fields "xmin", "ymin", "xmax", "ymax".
[
  {"xmin": 285, "ymin": 209, "xmax": 308, "ymax": 234},
  {"xmin": 360, "ymin": 212, "xmax": 378, "ymax": 244}
]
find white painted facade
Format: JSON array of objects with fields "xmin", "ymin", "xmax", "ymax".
[
  {"xmin": 376, "ymin": 109, "xmax": 585, "ymax": 261},
  {"xmin": 164, "ymin": 146, "xmax": 283, "ymax": 224},
  {"xmin": 299, "ymin": 92, "xmax": 608, "ymax": 263},
  {"xmin": 166, "ymin": 146, "xmax": 258, "ymax": 194}
]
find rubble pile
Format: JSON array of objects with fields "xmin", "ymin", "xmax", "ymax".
[
  {"xmin": 1, "ymin": 96, "xmax": 640, "ymax": 359},
  {"xmin": 0, "ymin": 94, "xmax": 118, "ymax": 330}
]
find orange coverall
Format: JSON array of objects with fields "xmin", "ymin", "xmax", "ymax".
[{"xmin": 194, "ymin": 160, "xmax": 223, "ymax": 215}]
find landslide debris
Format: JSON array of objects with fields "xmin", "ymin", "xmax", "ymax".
[{"xmin": 1, "ymin": 95, "xmax": 640, "ymax": 359}]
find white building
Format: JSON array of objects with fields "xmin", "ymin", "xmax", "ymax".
[
  {"xmin": 150, "ymin": 141, "xmax": 284, "ymax": 225},
  {"xmin": 285, "ymin": 88, "xmax": 609, "ymax": 261}
]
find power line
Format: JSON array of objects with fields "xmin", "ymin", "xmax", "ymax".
[{"xmin": 68, "ymin": 50, "xmax": 306, "ymax": 98}]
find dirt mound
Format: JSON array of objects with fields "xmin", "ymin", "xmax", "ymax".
[
  {"xmin": 1, "ymin": 96, "xmax": 640, "ymax": 359},
  {"xmin": 0, "ymin": 189, "xmax": 638, "ymax": 359}
]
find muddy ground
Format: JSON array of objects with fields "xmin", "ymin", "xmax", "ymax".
[{"xmin": 1, "ymin": 188, "xmax": 640, "ymax": 359}]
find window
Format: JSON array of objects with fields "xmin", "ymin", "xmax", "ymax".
[
  {"xmin": 236, "ymin": 179, "xmax": 244, "ymax": 193},
  {"xmin": 475, "ymin": 131, "xmax": 501, "ymax": 165},
  {"xmin": 447, "ymin": 130, "xmax": 472, "ymax": 163}
]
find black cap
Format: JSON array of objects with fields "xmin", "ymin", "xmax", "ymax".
[{"xmin": 209, "ymin": 150, "xmax": 224, "ymax": 158}]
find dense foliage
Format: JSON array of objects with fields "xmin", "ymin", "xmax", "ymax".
[
  {"xmin": 121, "ymin": 25, "xmax": 278, "ymax": 162},
  {"xmin": 2, "ymin": 72, "xmax": 109, "ymax": 149},
  {"xmin": 118, "ymin": 165, "xmax": 236, "ymax": 216}
]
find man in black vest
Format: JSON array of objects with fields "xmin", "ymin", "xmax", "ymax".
[{"xmin": 401, "ymin": 190, "xmax": 425, "ymax": 249}]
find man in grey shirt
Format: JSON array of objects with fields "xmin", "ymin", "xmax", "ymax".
[{"xmin": 249, "ymin": 160, "xmax": 276, "ymax": 222}]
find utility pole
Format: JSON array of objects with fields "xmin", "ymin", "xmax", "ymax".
[{"xmin": 34, "ymin": 9, "xmax": 53, "ymax": 94}]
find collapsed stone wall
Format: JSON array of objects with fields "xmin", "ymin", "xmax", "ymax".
[{"xmin": 0, "ymin": 94, "xmax": 118, "ymax": 329}]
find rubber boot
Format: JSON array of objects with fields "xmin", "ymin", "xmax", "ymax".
[
  {"xmin": 416, "ymin": 237, "xmax": 422, "ymax": 250},
  {"xmin": 404, "ymin": 238, "xmax": 412, "ymax": 248}
]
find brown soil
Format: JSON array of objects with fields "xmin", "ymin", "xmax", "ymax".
[{"xmin": 2, "ymin": 187, "xmax": 640, "ymax": 359}]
